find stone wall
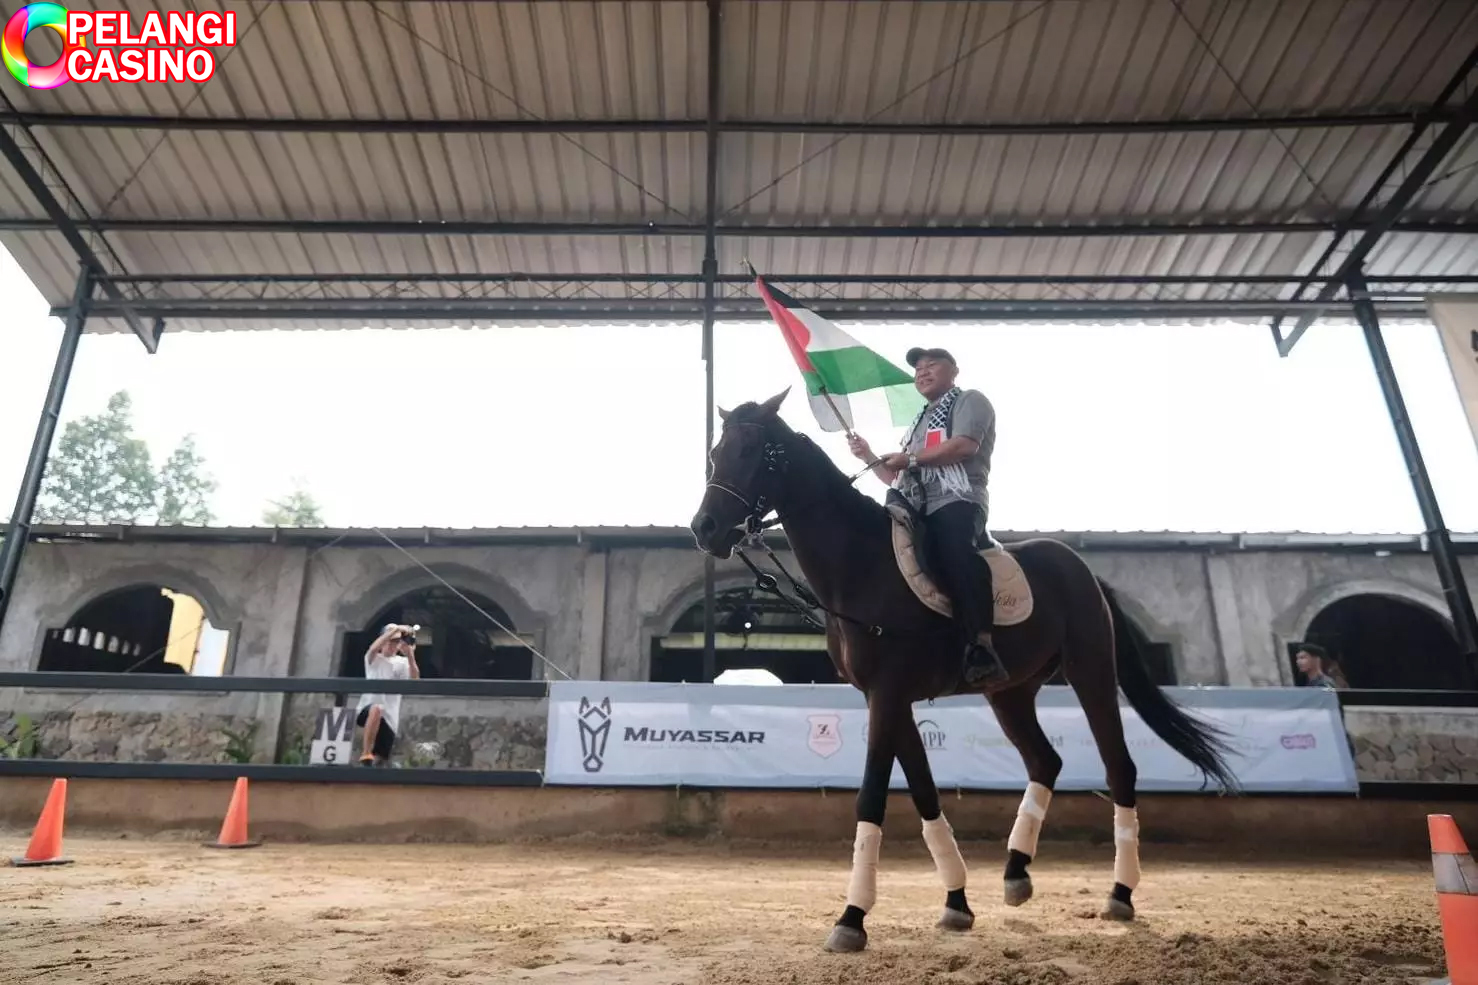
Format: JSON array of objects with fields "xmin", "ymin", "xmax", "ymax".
[
  {"xmin": 274, "ymin": 695, "xmax": 546, "ymax": 770},
  {"xmin": 1, "ymin": 709, "xmax": 259, "ymax": 764},
  {"xmin": 1343, "ymin": 706, "xmax": 1478, "ymax": 784}
]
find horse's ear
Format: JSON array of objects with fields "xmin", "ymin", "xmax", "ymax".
[
  {"xmin": 759, "ymin": 387, "xmax": 790, "ymax": 417},
  {"xmin": 717, "ymin": 406, "xmax": 731, "ymax": 422}
]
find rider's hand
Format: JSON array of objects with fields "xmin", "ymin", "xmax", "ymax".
[
  {"xmin": 847, "ymin": 433, "xmax": 874, "ymax": 462},
  {"xmin": 879, "ymin": 452, "xmax": 910, "ymax": 472}
]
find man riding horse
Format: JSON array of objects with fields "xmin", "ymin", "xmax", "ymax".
[{"xmin": 847, "ymin": 346, "xmax": 1008, "ymax": 687}]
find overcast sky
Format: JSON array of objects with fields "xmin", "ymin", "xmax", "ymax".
[{"xmin": 3, "ymin": 246, "xmax": 1477, "ymax": 535}]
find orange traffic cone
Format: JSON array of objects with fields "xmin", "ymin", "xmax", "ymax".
[
  {"xmin": 203, "ymin": 777, "xmax": 261, "ymax": 849},
  {"xmin": 10, "ymin": 777, "xmax": 73, "ymax": 867},
  {"xmin": 1429, "ymin": 814, "xmax": 1478, "ymax": 985}
]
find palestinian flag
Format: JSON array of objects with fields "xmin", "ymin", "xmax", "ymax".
[{"xmin": 750, "ymin": 265, "xmax": 924, "ymax": 432}]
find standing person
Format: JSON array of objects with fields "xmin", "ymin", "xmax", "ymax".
[
  {"xmin": 356, "ymin": 623, "xmax": 419, "ymax": 766},
  {"xmin": 846, "ymin": 346, "xmax": 1008, "ymax": 687},
  {"xmin": 1293, "ymin": 642, "xmax": 1344, "ymax": 689}
]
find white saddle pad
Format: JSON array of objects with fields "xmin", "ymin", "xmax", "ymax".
[{"xmin": 889, "ymin": 513, "xmax": 1034, "ymax": 628}]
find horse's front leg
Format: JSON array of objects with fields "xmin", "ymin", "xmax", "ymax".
[
  {"xmin": 895, "ymin": 709, "xmax": 974, "ymax": 932},
  {"xmin": 823, "ymin": 696, "xmax": 897, "ymax": 954}
]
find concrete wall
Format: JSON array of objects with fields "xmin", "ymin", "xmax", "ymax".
[
  {"xmin": 3, "ymin": 533, "xmax": 1472, "ymax": 690},
  {"xmin": 2, "ymin": 529, "xmax": 1475, "ymax": 779}
]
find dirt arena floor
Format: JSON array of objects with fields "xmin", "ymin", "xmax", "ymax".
[{"xmin": 0, "ymin": 835, "xmax": 1450, "ymax": 985}]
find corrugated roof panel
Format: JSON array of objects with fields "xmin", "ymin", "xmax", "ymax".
[
  {"xmin": 0, "ymin": 0, "xmax": 1474, "ymax": 333},
  {"xmin": 727, "ymin": 0, "xmax": 1478, "ymax": 123}
]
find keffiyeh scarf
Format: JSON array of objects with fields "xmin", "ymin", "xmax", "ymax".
[{"xmin": 898, "ymin": 385, "xmax": 972, "ymax": 506}]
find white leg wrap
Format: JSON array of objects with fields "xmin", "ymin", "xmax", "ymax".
[
  {"xmin": 846, "ymin": 822, "xmax": 883, "ymax": 913},
  {"xmin": 1112, "ymin": 805, "xmax": 1141, "ymax": 890},
  {"xmin": 1006, "ymin": 781, "xmax": 1053, "ymax": 857},
  {"xmin": 921, "ymin": 814, "xmax": 967, "ymax": 892}
]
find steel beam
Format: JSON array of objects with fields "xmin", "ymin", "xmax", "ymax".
[
  {"xmin": 2, "ymin": 216, "xmax": 1470, "ymax": 238},
  {"xmin": 0, "ymin": 108, "xmax": 1444, "ymax": 138},
  {"xmin": 701, "ymin": 0, "xmax": 723, "ymax": 683},
  {"xmin": 0, "ymin": 115, "xmax": 158, "ymax": 352},
  {"xmin": 93, "ymin": 272, "xmax": 1478, "ymax": 288},
  {"xmin": 1276, "ymin": 49, "xmax": 1478, "ymax": 356},
  {"xmin": 1348, "ymin": 269, "xmax": 1478, "ymax": 686},
  {"xmin": 0, "ymin": 266, "xmax": 92, "ymax": 636},
  {"xmin": 71, "ymin": 297, "xmax": 1433, "ymax": 320}
]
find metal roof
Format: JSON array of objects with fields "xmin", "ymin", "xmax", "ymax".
[
  {"xmin": 1, "ymin": 0, "xmax": 1476, "ymax": 344},
  {"xmin": 19, "ymin": 522, "xmax": 1477, "ymax": 554}
]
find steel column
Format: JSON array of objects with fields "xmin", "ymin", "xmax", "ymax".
[
  {"xmin": 0, "ymin": 266, "xmax": 93, "ymax": 635},
  {"xmin": 700, "ymin": 0, "xmax": 723, "ymax": 684},
  {"xmin": 1348, "ymin": 269, "xmax": 1478, "ymax": 685}
]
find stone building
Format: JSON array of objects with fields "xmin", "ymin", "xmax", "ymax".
[{"xmin": 0, "ymin": 523, "xmax": 1473, "ymax": 781}]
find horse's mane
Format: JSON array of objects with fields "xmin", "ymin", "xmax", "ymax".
[{"xmin": 725, "ymin": 402, "xmax": 890, "ymax": 530}]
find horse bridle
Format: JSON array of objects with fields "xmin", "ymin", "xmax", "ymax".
[
  {"xmin": 704, "ymin": 421, "xmax": 791, "ymax": 537},
  {"xmin": 704, "ymin": 421, "xmax": 888, "ymax": 636}
]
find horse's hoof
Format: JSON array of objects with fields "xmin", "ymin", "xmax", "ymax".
[
  {"xmin": 823, "ymin": 925, "xmax": 867, "ymax": 953},
  {"xmin": 1003, "ymin": 877, "xmax": 1034, "ymax": 907},
  {"xmin": 1100, "ymin": 898, "xmax": 1135, "ymax": 922},
  {"xmin": 936, "ymin": 907, "xmax": 974, "ymax": 932}
]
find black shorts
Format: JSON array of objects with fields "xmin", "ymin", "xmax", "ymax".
[{"xmin": 355, "ymin": 705, "xmax": 397, "ymax": 759}]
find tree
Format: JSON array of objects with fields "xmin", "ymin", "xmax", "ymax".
[
  {"xmin": 263, "ymin": 483, "xmax": 326, "ymax": 527},
  {"xmin": 36, "ymin": 392, "xmax": 158, "ymax": 524},
  {"xmin": 33, "ymin": 391, "xmax": 218, "ymax": 526},
  {"xmin": 157, "ymin": 435, "xmax": 218, "ymax": 525}
]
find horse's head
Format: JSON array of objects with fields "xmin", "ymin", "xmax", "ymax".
[{"xmin": 690, "ymin": 387, "xmax": 792, "ymax": 558}]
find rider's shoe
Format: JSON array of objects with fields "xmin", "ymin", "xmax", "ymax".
[{"xmin": 962, "ymin": 635, "xmax": 1009, "ymax": 687}]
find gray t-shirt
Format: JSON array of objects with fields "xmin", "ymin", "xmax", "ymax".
[{"xmin": 895, "ymin": 388, "xmax": 995, "ymax": 515}]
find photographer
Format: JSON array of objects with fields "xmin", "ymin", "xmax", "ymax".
[{"xmin": 356, "ymin": 622, "xmax": 420, "ymax": 767}]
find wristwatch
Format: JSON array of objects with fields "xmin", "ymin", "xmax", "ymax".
[{"xmin": 907, "ymin": 453, "xmax": 918, "ymax": 470}]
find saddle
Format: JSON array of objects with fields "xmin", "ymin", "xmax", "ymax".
[{"xmin": 885, "ymin": 492, "xmax": 1034, "ymax": 628}]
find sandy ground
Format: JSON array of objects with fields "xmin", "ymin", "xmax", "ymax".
[{"xmin": 0, "ymin": 834, "xmax": 1450, "ymax": 985}]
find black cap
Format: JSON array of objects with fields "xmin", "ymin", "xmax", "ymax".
[
  {"xmin": 1293, "ymin": 642, "xmax": 1327, "ymax": 658},
  {"xmin": 905, "ymin": 346, "xmax": 956, "ymax": 368}
]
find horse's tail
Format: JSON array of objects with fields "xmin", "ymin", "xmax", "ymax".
[{"xmin": 1098, "ymin": 578, "xmax": 1240, "ymax": 795}]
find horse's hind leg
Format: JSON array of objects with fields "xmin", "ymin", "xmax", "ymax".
[
  {"xmin": 1062, "ymin": 630, "xmax": 1141, "ymax": 921},
  {"xmin": 894, "ymin": 709, "xmax": 974, "ymax": 932},
  {"xmin": 987, "ymin": 682, "xmax": 1063, "ymax": 907}
]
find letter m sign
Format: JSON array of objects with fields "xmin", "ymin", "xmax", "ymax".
[{"xmin": 310, "ymin": 706, "xmax": 356, "ymax": 765}]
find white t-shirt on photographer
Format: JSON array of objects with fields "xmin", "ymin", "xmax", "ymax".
[{"xmin": 357, "ymin": 648, "xmax": 411, "ymax": 733}]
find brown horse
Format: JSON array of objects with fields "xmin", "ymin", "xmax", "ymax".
[{"xmin": 690, "ymin": 389, "xmax": 1237, "ymax": 953}]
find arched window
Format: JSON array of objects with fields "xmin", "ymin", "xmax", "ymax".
[
  {"xmin": 1294, "ymin": 594, "xmax": 1466, "ymax": 690},
  {"xmin": 651, "ymin": 585, "xmax": 839, "ymax": 684},
  {"xmin": 338, "ymin": 584, "xmax": 535, "ymax": 680},
  {"xmin": 39, "ymin": 585, "xmax": 231, "ymax": 675}
]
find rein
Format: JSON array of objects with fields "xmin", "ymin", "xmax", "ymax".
[{"xmin": 704, "ymin": 424, "xmax": 896, "ymax": 638}]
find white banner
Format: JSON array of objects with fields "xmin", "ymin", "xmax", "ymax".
[
  {"xmin": 1428, "ymin": 294, "xmax": 1478, "ymax": 458},
  {"xmin": 545, "ymin": 683, "xmax": 1358, "ymax": 794}
]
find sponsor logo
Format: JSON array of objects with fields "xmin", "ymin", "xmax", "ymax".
[
  {"xmin": 577, "ymin": 696, "xmax": 612, "ymax": 773},
  {"xmin": 1280, "ymin": 733, "xmax": 1317, "ymax": 750},
  {"xmin": 621, "ymin": 727, "xmax": 765, "ymax": 745},
  {"xmin": 916, "ymin": 718, "xmax": 947, "ymax": 752},
  {"xmin": 807, "ymin": 714, "xmax": 843, "ymax": 758},
  {"xmin": 862, "ymin": 717, "xmax": 948, "ymax": 752}
]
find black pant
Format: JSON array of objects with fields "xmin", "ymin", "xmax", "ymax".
[
  {"xmin": 356, "ymin": 705, "xmax": 397, "ymax": 759},
  {"xmin": 922, "ymin": 500, "xmax": 993, "ymax": 640}
]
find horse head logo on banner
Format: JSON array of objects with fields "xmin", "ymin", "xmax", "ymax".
[{"xmin": 577, "ymin": 696, "xmax": 613, "ymax": 773}]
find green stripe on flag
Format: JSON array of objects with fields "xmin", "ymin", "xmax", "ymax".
[
  {"xmin": 884, "ymin": 382, "xmax": 925, "ymax": 426},
  {"xmin": 808, "ymin": 346, "xmax": 914, "ymax": 395}
]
